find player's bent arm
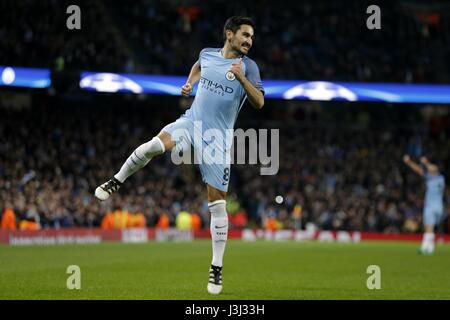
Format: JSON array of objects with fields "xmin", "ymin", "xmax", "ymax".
[
  {"xmin": 404, "ymin": 159, "xmax": 425, "ymax": 176},
  {"xmin": 240, "ymin": 77, "xmax": 264, "ymax": 109},
  {"xmin": 181, "ymin": 62, "xmax": 201, "ymax": 97},
  {"xmin": 186, "ymin": 61, "xmax": 201, "ymax": 86}
]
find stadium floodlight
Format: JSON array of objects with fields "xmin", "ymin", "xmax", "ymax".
[
  {"xmin": 0, "ymin": 66, "xmax": 51, "ymax": 88},
  {"xmin": 283, "ymin": 81, "xmax": 358, "ymax": 101},
  {"xmin": 79, "ymin": 72, "xmax": 143, "ymax": 93}
]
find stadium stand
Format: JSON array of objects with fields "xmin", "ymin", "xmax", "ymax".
[
  {"xmin": 1, "ymin": 96, "xmax": 449, "ymax": 233},
  {"xmin": 0, "ymin": 0, "xmax": 449, "ymax": 81}
]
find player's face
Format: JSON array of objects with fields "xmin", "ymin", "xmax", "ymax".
[
  {"xmin": 428, "ymin": 164, "xmax": 439, "ymax": 175},
  {"xmin": 230, "ymin": 25, "xmax": 254, "ymax": 55}
]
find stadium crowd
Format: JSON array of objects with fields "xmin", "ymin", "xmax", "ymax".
[
  {"xmin": 0, "ymin": 0, "xmax": 131, "ymax": 72},
  {"xmin": 1, "ymin": 0, "xmax": 449, "ymax": 233},
  {"xmin": 1, "ymin": 99, "xmax": 449, "ymax": 233},
  {"xmin": 1, "ymin": 0, "xmax": 449, "ymax": 82}
]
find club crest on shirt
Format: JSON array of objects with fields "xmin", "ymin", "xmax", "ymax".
[{"xmin": 225, "ymin": 71, "xmax": 235, "ymax": 81}]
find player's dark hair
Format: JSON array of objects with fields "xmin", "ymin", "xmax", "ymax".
[{"xmin": 223, "ymin": 16, "xmax": 255, "ymax": 42}]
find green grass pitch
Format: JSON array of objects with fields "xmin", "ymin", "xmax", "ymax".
[{"xmin": 0, "ymin": 240, "xmax": 449, "ymax": 299}]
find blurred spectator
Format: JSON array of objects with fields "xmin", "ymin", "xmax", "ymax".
[
  {"xmin": 291, "ymin": 205, "xmax": 302, "ymax": 230},
  {"xmin": 1, "ymin": 208, "xmax": 17, "ymax": 230},
  {"xmin": 176, "ymin": 211, "xmax": 192, "ymax": 230},
  {"xmin": 130, "ymin": 211, "xmax": 147, "ymax": 228},
  {"xmin": 264, "ymin": 216, "xmax": 282, "ymax": 232},
  {"xmin": 19, "ymin": 220, "xmax": 39, "ymax": 231},
  {"xmin": 229, "ymin": 209, "xmax": 248, "ymax": 230},
  {"xmin": 191, "ymin": 212, "xmax": 202, "ymax": 231},
  {"xmin": 101, "ymin": 211, "xmax": 114, "ymax": 229},
  {"xmin": 156, "ymin": 213, "xmax": 170, "ymax": 230}
]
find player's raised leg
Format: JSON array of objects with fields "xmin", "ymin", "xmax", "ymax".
[
  {"xmin": 95, "ymin": 131, "xmax": 175, "ymax": 201},
  {"xmin": 207, "ymin": 185, "xmax": 228, "ymax": 295}
]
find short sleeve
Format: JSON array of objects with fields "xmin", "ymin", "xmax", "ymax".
[
  {"xmin": 244, "ymin": 58, "xmax": 264, "ymax": 94},
  {"xmin": 197, "ymin": 49, "xmax": 205, "ymax": 67},
  {"xmin": 197, "ymin": 48, "xmax": 211, "ymax": 67}
]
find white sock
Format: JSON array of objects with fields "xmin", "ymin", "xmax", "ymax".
[
  {"xmin": 420, "ymin": 237, "xmax": 427, "ymax": 252},
  {"xmin": 114, "ymin": 137, "xmax": 165, "ymax": 183},
  {"xmin": 209, "ymin": 200, "xmax": 228, "ymax": 267},
  {"xmin": 424, "ymin": 232, "xmax": 435, "ymax": 252}
]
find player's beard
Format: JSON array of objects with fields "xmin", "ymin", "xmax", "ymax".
[
  {"xmin": 231, "ymin": 39, "xmax": 250, "ymax": 56},
  {"xmin": 240, "ymin": 44, "xmax": 250, "ymax": 55}
]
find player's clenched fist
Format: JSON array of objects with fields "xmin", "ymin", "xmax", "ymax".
[
  {"xmin": 229, "ymin": 58, "xmax": 244, "ymax": 82},
  {"xmin": 181, "ymin": 82, "xmax": 192, "ymax": 97},
  {"xmin": 403, "ymin": 155, "xmax": 411, "ymax": 164}
]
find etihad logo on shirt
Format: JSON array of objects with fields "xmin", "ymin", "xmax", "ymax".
[{"xmin": 199, "ymin": 76, "xmax": 234, "ymax": 96}]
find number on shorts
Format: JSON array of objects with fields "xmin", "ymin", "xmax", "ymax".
[{"xmin": 223, "ymin": 168, "xmax": 230, "ymax": 183}]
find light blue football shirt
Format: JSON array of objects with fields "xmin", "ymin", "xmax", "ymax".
[
  {"xmin": 184, "ymin": 48, "xmax": 264, "ymax": 145},
  {"xmin": 424, "ymin": 173, "xmax": 445, "ymax": 208}
]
